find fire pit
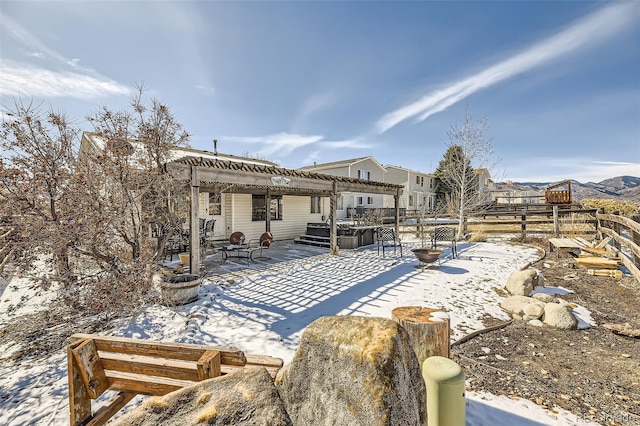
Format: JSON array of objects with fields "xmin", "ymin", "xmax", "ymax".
[{"xmin": 412, "ymin": 248, "xmax": 443, "ymax": 268}]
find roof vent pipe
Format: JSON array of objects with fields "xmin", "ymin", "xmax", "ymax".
[{"xmin": 213, "ymin": 139, "xmax": 218, "ymax": 155}]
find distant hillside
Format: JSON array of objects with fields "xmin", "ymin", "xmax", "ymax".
[{"xmin": 498, "ymin": 176, "xmax": 640, "ymax": 203}]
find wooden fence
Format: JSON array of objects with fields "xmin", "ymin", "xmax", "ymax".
[
  {"xmin": 398, "ymin": 208, "xmax": 599, "ymax": 239},
  {"xmin": 596, "ymin": 212, "xmax": 640, "ymax": 281}
]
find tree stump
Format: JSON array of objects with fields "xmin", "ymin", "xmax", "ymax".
[{"xmin": 392, "ymin": 306, "xmax": 450, "ymax": 366}]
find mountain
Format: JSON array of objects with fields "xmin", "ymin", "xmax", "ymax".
[{"xmin": 497, "ymin": 176, "xmax": 640, "ymax": 203}]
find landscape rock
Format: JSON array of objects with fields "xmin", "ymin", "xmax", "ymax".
[
  {"xmin": 524, "ymin": 303, "xmax": 545, "ymax": 319},
  {"xmin": 505, "ymin": 269, "xmax": 538, "ymax": 296},
  {"xmin": 111, "ymin": 368, "xmax": 291, "ymax": 426},
  {"xmin": 532, "ymin": 293, "xmax": 555, "ymax": 303},
  {"xmin": 543, "ymin": 303, "xmax": 578, "ymax": 330},
  {"xmin": 500, "ymin": 295, "xmax": 540, "ymax": 316},
  {"xmin": 275, "ymin": 316, "xmax": 426, "ymax": 426},
  {"xmin": 528, "ymin": 319, "xmax": 544, "ymax": 327}
]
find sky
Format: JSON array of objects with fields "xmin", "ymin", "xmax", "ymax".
[{"xmin": 1, "ymin": 1, "xmax": 639, "ymax": 183}]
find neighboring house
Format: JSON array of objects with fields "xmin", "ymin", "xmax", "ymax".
[
  {"xmin": 383, "ymin": 165, "xmax": 437, "ymax": 213},
  {"xmin": 299, "ymin": 157, "xmax": 441, "ymax": 218},
  {"xmin": 473, "ymin": 168, "xmax": 495, "ymax": 204},
  {"xmin": 299, "ymin": 157, "xmax": 388, "ymax": 219}
]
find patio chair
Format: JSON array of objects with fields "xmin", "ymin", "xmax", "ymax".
[
  {"xmin": 229, "ymin": 231, "xmax": 246, "ymax": 246},
  {"xmin": 247, "ymin": 232, "xmax": 273, "ymax": 260},
  {"xmin": 431, "ymin": 226, "xmax": 458, "ymax": 258},
  {"xmin": 201, "ymin": 219, "xmax": 216, "ymax": 244},
  {"xmin": 375, "ymin": 227, "xmax": 403, "ymax": 257}
]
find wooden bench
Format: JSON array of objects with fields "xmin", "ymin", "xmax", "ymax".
[{"xmin": 67, "ymin": 333, "xmax": 283, "ymax": 425}]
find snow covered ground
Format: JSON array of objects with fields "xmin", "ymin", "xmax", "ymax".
[{"xmin": 0, "ymin": 239, "xmax": 599, "ymax": 425}]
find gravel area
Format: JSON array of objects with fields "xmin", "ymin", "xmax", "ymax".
[{"xmin": 453, "ymin": 240, "xmax": 640, "ymax": 426}]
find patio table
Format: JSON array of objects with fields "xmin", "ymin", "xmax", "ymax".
[{"xmin": 218, "ymin": 244, "xmax": 251, "ymax": 262}]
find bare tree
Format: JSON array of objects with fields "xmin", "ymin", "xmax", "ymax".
[
  {"xmin": 435, "ymin": 107, "xmax": 498, "ymax": 239},
  {"xmin": 0, "ymin": 87, "xmax": 190, "ymax": 319}
]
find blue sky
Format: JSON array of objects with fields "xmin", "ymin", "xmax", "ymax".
[{"xmin": 1, "ymin": 1, "xmax": 639, "ymax": 183}]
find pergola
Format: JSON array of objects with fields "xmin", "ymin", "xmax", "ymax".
[{"xmin": 167, "ymin": 156, "xmax": 403, "ymax": 274}]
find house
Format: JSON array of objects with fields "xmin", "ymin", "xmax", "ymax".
[
  {"xmin": 473, "ymin": 168, "xmax": 495, "ymax": 203},
  {"xmin": 298, "ymin": 157, "xmax": 388, "ymax": 219},
  {"xmin": 299, "ymin": 157, "xmax": 438, "ymax": 218},
  {"xmin": 383, "ymin": 165, "xmax": 437, "ymax": 213},
  {"xmin": 80, "ymin": 133, "xmax": 402, "ymax": 272}
]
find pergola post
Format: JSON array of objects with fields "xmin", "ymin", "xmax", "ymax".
[
  {"xmin": 265, "ymin": 189, "xmax": 272, "ymax": 232},
  {"xmin": 189, "ymin": 166, "xmax": 200, "ymax": 274},
  {"xmin": 395, "ymin": 188, "xmax": 401, "ymax": 237},
  {"xmin": 330, "ymin": 182, "xmax": 338, "ymax": 255}
]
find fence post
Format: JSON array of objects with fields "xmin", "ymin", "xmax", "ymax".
[
  {"xmin": 612, "ymin": 211, "xmax": 622, "ymax": 250},
  {"xmin": 521, "ymin": 214, "xmax": 527, "ymax": 239},
  {"xmin": 595, "ymin": 208, "xmax": 603, "ymax": 238},
  {"xmin": 553, "ymin": 206, "xmax": 559, "ymax": 237},
  {"xmin": 632, "ymin": 214, "xmax": 640, "ymax": 268}
]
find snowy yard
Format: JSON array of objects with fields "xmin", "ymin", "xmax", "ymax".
[{"xmin": 0, "ymin": 239, "xmax": 598, "ymax": 425}]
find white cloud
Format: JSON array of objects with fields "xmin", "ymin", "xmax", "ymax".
[
  {"xmin": 225, "ymin": 132, "xmax": 323, "ymax": 156},
  {"xmin": 195, "ymin": 85, "xmax": 215, "ymax": 95},
  {"xmin": 225, "ymin": 133, "xmax": 374, "ymax": 158},
  {"xmin": 0, "ymin": 60, "xmax": 130, "ymax": 100},
  {"xmin": 376, "ymin": 3, "xmax": 639, "ymax": 134},
  {"xmin": 319, "ymin": 139, "xmax": 373, "ymax": 149}
]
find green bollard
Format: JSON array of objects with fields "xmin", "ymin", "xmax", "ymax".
[{"xmin": 422, "ymin": 356, "xmax": 466, "ymax": 426}]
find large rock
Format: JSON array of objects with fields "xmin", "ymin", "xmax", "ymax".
[
  {"xmin": 275, "ymin": 316, "xmax": 427, "ymax": 426},
  {"xmin": 532, "ymin": 293, "xmax": 555, "ymax": 303},
  {"xmin": 523, "ymin": 303, "xmax": 544, "ymax": 319},
  {"xmin": 543, "ymin": 302, "xmax": 578, "ymax": 330},
  {"xmin": 500, "ymin": 295, "xmax": 540, "ymax": 316},
  {"xmin": 111, "ymin": 368, "xmax": 292, "ymax": 426},
  {"xmin": 505, "ymin": 269, "xmax": 538, "ymax": 296}
]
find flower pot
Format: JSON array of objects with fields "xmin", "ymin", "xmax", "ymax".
[
  {"xmin": 161, "ymin": 273, "xmax": 201, "ymax": 305},
  {"xmin": 178, "ymin": 252, "xmax": 190, "ymax": 265}
]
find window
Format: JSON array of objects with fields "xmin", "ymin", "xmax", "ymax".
[
  {"xmin": 310, "ymin": 196, "xmax": 321, "ymax": 214},
  {"xmin": 367, "ymin": 196, "xmax": 374, "ymax": 205},
  {"xmin": 357, "ymin": 196, "xmax": 364, "ymax": 205},
  {"xmin": 409, "ymin": 195, "xmax": 413, "ymax": 207},
  {"xmin": 357, "ymin": 169, "xmax": 371, "ymax": 181},
  {"xmin": 208, "ymin": 192, "xmax": 221, "ymax": 216},
  {"xmin": 421, "ymin": 176, "xmax": 424, "ymax": 186},
  {"xmin": 416, "ymin": 176, "xmax": 420, "ymax": 185},
  {"xmin": 252, "ymin": 195, "xmax": 283, "ymax": 221},
  {"xmin": 337, "ymin": 195, "xmax": 344, "ymax": 210},
  {"xmin": 429, "ymin": 178, "xmax": 433, "ymax": 189}
]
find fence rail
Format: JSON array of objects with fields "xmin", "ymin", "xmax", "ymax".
[
  {"xmin": 596, "ymin": 212, "xmax": 640, "ymax": 282},
  {"xmin": 466, "ymin": 208, "xmax": 599, "ymax": 237}
]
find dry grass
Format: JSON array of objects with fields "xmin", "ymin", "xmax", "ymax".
[
  {"xmin": 559, "ymin": 212, "xmax": 595, "ymax": 238},
  {"xmin": 582, "ymin": 198, "xmax": 640, "ymax": 217}
]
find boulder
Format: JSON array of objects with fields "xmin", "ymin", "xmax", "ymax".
[
  {"xmin": 524, "ymin": 303, "xmax": 545, "ymax": 319},
  {"xmin": 275, "ymin": 316, "xmax": 426, "ymax": 426},
  {"xmin": 505, "ymin": 269, "xmax": 538, "ymax": 296},
  {"xmin": 500, "ymin": 295, "xmax": 540, "ymax": 316},
  {"xmin": 532, "ymin": 293, "xmax": 555, "ymax": 303},
  {"xmin": 543, "ymin": 303, "xmax": 578, "ymax": 330},
  {"xmin": 528, "ymin": 319, "xmax": 543, "ymax": 327},
  {"xmin": 111, "ymin": 368, "xmax": 292, "ymax": 426}
]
